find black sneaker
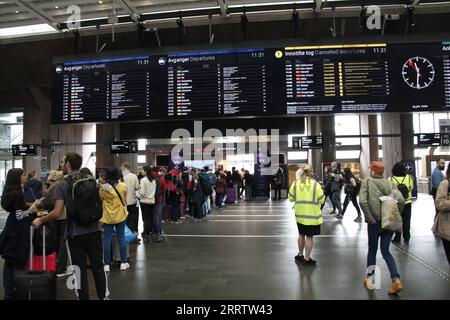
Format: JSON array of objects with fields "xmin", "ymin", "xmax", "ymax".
[
  {"xmin": 156, "ymin": 235, "xmax": 163, "ymax": 243},
  {"xmin": 295, "ymin": 254, "xmax": 305, "ymax": 262},
  {"xmin": 303, "ymin": 258, "xmax": 317, "ymax": 266},
  {"xmin": 391, "ymin": 239, "xmax": 401, "ymax": 245}
]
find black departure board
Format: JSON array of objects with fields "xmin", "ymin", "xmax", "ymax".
[
  {"xmin": 162, "ymin": 48, "xmax": 272, "ymax": 118},
  {"xmin": 110, "ymin": 140, "xmax": 138, "ymax": 154},
  {"xmin": 417, "ymin": 133, "xmax": 441, "ymax": 147},
  {"xmin": 12, "ymin": 144, "xmax": 37, "ymax": 156},
  {"xmin": 52, "ymin": 41, "xmax": 450, "ymax": 124},
  {"xmin": 301, "ymin": 136, "xmax": 323, "ymax": 150}
]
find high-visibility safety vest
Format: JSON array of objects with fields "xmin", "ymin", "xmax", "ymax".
[
  {"xmin": 288, "ymin": 178, "xmax": 325, "ymax": 226},
  {"xmin": 390, "ymin": 175, "xmax": 414, "ymax": 204}
]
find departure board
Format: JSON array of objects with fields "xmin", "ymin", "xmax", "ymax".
[
  {"xmin": 162, "ymin": 49, "xmax": 271, "ymax": 118},
  {"xmin": 52, "ymin": 40, "xmax": 450, "ymax": 124}
]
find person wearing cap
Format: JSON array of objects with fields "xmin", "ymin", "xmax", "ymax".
[{"xmin": 359, "ymin": 161, "xmax": 405, "ymax": 295}]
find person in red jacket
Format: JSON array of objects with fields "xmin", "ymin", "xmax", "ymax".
[{"xmin": 152, "ymin": 167, "xmax": 166, "ymax": 243}]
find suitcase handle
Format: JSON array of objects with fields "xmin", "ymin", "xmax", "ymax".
[{"xmin": 29, "ymin": 225, "xmax": 46, "ymax": 271}]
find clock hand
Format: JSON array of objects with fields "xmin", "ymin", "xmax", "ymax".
[{"xmin": 416, "ymin": 66, "xmax": 420, "ymax": 88}]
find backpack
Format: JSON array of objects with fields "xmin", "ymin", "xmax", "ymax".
[
  {"xmin": 198, "ymin": 172, "xmax": 213, "ymax": 196},
  {"xmin": 392, "ymin": 176, "xmax": 410, "ymax": 200},
  {"xmin": 65, "ymin": 174, "xmax": 102, "ymax": 226},
  {"xmin": 354, "ymin": 177, "xmax": 362, "ymax": 194}
]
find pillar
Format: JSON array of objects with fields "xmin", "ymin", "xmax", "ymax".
[
  {"xmin": 23, "ymin": 87, "xmax": 52, "ymax": 178},
  {"xmin": 308, "ymin": 116, "xmax": 323, "ymax": 180},
  {"xmin": 400, "ymin": 114, "xmax": 414, "ymax": 161},
  {"xmin": 320, "ymin": 115, "xmax": 336, "ymax": 163},
  {"xmin": 381, "ymin": 114, "xmax": 402, "ymax": 177},
  {"xmin": 360, "ymin": 114, "xmax": 379, "ymax": 179}
]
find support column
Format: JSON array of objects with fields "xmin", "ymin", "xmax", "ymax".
[
  {"xmin": 320, "ymin": 115, "xmax": 336, "ymax": 163},
  {"xmin": 360, "ymin": 115, "xmax": 379, "ymax": 179},
  {"xmin": 381, "ymin": 113, "xmax": 402, "ymax": 177},
  {"xmin": 23, "ymin": 87, "xmax": 52, "ymax": 178},
  {"xmin": 96, "ymin": 123, "xmax": 118, "ymax": 169},
  {"xmin": 308, "ymin": 116, "xmax": 323, "ymax": 180},
  {"xmin": 400, "ymin": 114, "xmax": 414, "ymax": 161}
]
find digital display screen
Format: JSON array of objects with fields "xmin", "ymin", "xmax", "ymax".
[
  {"xmin": 301, "ymin": 136, "xmax": 323, "ymax": 149},
  {"xmin": 110, "ymin": 141, "xmax": 138, "ymax": 154},
  {"xmin": 417, "ymin": 133, "xmax": 441, "ymax": 147},
  {"xmin": 12, "ymin": 144, "xmax": 37, "ymax": 156},
  {"xmin": 52, "ymin": 41, "xmax": 450, "ymax": 124}
]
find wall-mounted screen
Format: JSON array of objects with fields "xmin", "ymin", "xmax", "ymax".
[
  {"xmin": 52, "ymin": 41, "xmax": 450, "ymax": 124},
  {"xmin": 417, "ymin": 133, "xmax": 441, "ymax": 147},
  {"xmin": 301, "ymin": 136, "xmax": 323, "ymax": 149},
  {"xmin": 110, "ymin": 140, "xmax": 138, "ymax": 154},
  {"xmin": 12, "ymin": 144, "xmax": 37, "ymax": 156}
]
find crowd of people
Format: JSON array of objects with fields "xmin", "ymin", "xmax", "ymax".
[{"xmin": 0, "ymin": 151, "xmax": 449, "ymax": 299}]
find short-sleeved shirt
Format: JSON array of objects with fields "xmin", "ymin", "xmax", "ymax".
[{"xmin": 53, "ymin": 171, "xmax": 101, "ymax": 238}]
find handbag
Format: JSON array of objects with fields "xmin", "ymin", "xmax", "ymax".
[
  {"xmin": 367, "ymin": 178, "xmax": 403, "ymax": 232},
  {"xmin": 379, "ymin": 182, "xmax": 403, "ymax": 232}
]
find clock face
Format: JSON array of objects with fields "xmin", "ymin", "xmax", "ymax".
[{"xmin": 402, "ymin": 56, "xmax": 435, "ymax": 90}]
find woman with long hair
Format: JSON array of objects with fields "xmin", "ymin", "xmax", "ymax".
[
  {"xmin": 0, "ymin": 168, "xmax": 41, "ymax": 299},
  {"xmin": 99, "ymin": 168, "xmax": 129, "ymax": 272},
  {"xmin": 289, "ymin": 165, "xmax": 325, "ymax": 266},
  {"xmin": 139, "ymin": 166, "xmax": 156, "ymax": 242},
  {"xmin": 341, "ymin": 168, "xmax": 362, "ymax": 223}
]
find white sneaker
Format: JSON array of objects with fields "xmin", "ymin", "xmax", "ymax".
[
  {"xmin": 120, "ymin": 263, "xmax": 130, "ymax": 271},
  {"xmin": 104, "ymin": 265, "xmax": 110, "ymax": 272}
]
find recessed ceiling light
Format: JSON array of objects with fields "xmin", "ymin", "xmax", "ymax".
[
  {"xmin": 15, "ymin": 10, "xmax": 19, "ymax": 14},
  {"xmin": 54, "ymin": 6, "xmax": 59, "ymax": 9},
  {"xmin": 98, "ymin": 1, "xmax": 103, "ymax": 4}
]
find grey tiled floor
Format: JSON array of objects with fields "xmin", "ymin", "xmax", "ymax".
[{"xmin": 0, "ymin": 194, "xmax": 449, "ymax": 300}]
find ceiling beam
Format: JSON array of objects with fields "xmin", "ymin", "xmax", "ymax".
[
  {"xmin": 12, "ymin": 0, "xmax": 58, "ymax": 30},
  {"xmin": 218, "ymin": 0, "xmax": 228, "ymax": 17},
  {"xmin": 117, "ymin": 0, "xmax": 140, "ymax": 22}
]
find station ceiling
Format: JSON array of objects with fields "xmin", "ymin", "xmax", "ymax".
[{"xmin": 1, "ymin": 1, "xmax": 450, "ymax": 32}]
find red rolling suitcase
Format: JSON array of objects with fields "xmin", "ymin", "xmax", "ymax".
[{"xmin": 15, "ymin": 225, "xmax": 57, "ymax": 300}]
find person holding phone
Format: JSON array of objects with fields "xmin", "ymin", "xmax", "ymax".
[{"xmin": 0, "ymin": 168, "xmax": 42, "ymax": 299}]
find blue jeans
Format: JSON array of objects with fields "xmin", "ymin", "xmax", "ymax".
[
  {"xmin": 170, "ymin": 202, "xmax": 180, "ymax": 221},
  {"xmin": 367, "ymin": 221, "xmax": 400, "ymax": 279},
  {"xmin": 154, "ymin": 203, "xmax": 164, "ymax": 234},
  {"xmin": 216, "ymin": 193, "xmax": 224, "ymax": 208},
  {"xmin": 103, "ymin": 221, "xmax": 128, "ymax": 264}
]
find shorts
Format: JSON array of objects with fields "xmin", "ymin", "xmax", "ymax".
[{"xmin": 297, "ymin": 223, "xmax": 321, "ymax": 237}]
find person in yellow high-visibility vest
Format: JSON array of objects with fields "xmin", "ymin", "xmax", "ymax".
[
  {"xmin": 390, "ymin": 162, "xmax": 414, "ymax": 245},
  {"xmin": 288, "ymin": 165, "xmax": 325, "ymax": 266}
]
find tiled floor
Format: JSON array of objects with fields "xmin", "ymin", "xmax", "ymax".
[{"xmin": 0, "ymin": 194, "xmax": 449, "ymax": 300}]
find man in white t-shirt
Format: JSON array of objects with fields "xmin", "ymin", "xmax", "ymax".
[{"xmin": 121, "ymin": 162, "xmax": 140, "ymax": 241}]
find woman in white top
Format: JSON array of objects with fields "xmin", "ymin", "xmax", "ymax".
[{"xmin": 139, "ymin": 167, "xmax": 157, "ymax": 242}]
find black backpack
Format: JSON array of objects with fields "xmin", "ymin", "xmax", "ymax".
[
  {"xmin": 66, "ymin": 174, "xmax": 102, "ymax": 226},
  {"xmin": 198, "ymin": 172, "xmax": 213, "ymax": 196},
  {"xmin": 354, "ymin": 177, "xmax": 362, "ymax": 194},
  {"xmin": 392, "ymin": 176, "xmax": 410, "ymax": 200}
]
